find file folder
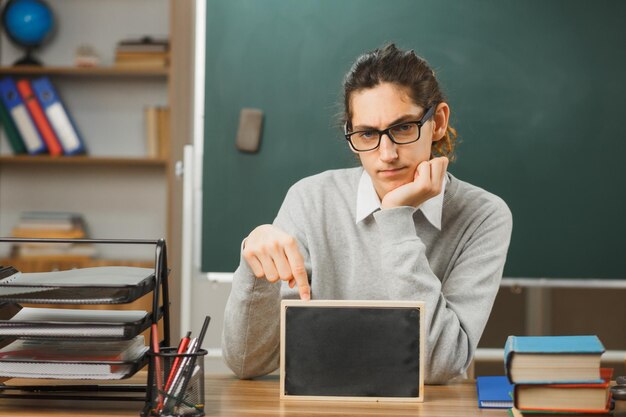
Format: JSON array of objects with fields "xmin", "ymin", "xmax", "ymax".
[
  {"xmin": 31, "ymin": 76, "xmax": 86, "ymax": 155},
  {"xmin": 0, "ymin": 77, "xmax": 47, "ymax": 154},
  {"xmin": 16, "ymin": 78, "xmax": 63, "ymax": 156}
]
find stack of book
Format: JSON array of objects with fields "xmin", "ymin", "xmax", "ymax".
[
  {"xmin": 505, "ymin": 335, "xmax": 611, "ymax": 416},
  {"xmin": 0, "ymin": 76, "xmax": 86, "ymax": 156},
  {"xmin": 114, "ymin": 36, "xmax": 169, "ymax": 69},
  {"xmin": 11, "ymin": 211, "xmax": 96, "ymax": 260}
]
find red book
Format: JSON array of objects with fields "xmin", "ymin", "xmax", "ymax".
[
  {"xmin": 514, "ymin": 368, "xmax": 613, "ymax": 413},
  {"xmin": 16, "ymin": 79, "xmax": 63, "ymax": 156}
]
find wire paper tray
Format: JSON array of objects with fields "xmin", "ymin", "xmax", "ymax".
[
  {"xmin": 0, "ymin": 307, "xmax": 163, "ymax": 340},
  {"xmin": 0, "ymin": 353, "xmax": 149, "ymax": 380},
  {"xmin": 0, "ymin": 237, "xmax": 171, "ymax": 408},
  {"xmin": 0, "ymin": 266, "xmax": 156, "ymax": 304}
]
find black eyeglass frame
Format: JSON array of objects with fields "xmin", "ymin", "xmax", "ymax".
[{"xmin": 344, "ymin": 105, "xmax": 436, "ymax": 152}]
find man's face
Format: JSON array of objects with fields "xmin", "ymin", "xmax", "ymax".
[{"xmin": 350, "ymin": 82, "xmax": 435, "ymax": 200}]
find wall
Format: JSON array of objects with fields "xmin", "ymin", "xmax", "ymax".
[{"xmin": 0, "ymin": 0, "xmax": 169, "ymax": 260}]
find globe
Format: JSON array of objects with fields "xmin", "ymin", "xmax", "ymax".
[{"xmin": 1, "ymin": 0, "xmax": 55, "ymax": 66}]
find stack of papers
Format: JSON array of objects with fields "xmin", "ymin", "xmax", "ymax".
[
  {"xmin": 0, "ymin": 336, "xmax": 148, "ymax": 379},
  {"xmin": 0, "ymin": 307, "xmax": 150, "ymax": 338}
]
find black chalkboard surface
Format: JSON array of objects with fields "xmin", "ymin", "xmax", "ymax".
[
  {"xmin": 280, "ymin": 300, "xmax": 425, "ymax": 401},
  {"xmin": 202, "ymin": 0, "xmax": 626, "ymax": 279}
]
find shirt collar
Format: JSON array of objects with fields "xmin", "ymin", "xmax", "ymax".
[{"xmin": 355, "ymin": 169, "xmax": 447, "ymax": 230}]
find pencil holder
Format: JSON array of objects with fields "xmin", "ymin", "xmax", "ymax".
[{"xmin": 147, "ymin": 347, "xmax": 208, "ymax": 417}]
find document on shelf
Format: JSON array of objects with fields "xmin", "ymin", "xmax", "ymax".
[
  {"xmin": 0, "ymin": 335, "xmax": 148, "ymax": 379},
  {"xmin": 0, "ymin": 307, "xmax": 149, "ymax": 338}
]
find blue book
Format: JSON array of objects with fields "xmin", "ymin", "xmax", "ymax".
[
  {"xmin": 0, "ymin": 77, "xmax": 47, "ymax": 155},
  {"xmin": 504, "ymin": 335, "xmax": 604, "ymax": 384},
  {"xmin": 476, "ymin": 376, "xmax": 513, "ymax": 408},
  {"xmin": 31, "ymin": 76, "xmax": 86, "ymax": 155}
]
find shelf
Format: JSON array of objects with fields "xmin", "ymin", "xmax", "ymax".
[
  {"xmin": 0, "ymin": 156, "xmax": 167, "ymax": 167},
  {"xmin": 0, "ymin": 66, "xmax": 168, "ymax": 78}
]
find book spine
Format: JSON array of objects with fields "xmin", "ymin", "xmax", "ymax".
[
  {"xmin": 16, "ymin": 79, "xmax": 63, "ymax": 156},
  {"xmin": 0, "ymin": 96, "xmax": 27, "ymax": 154},
  {"xmin": 31, "ymin": 77, "xmax": 86, "ymax": 155},
  {"xmin": 144, "ymin": 106, "xmax": 159, "ymax": 158},
  {"xmin": 158, "ymin": 107, "xmax": 170, "ymax": 158},
  {"xmin": 0, "ymin": 77, "xmax": 47, "ymax": 154},
  {"xmin": 504, "ymin": 335, "xmax": 515, "ymax": 383}
]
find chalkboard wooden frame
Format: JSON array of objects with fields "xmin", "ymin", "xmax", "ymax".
[{"xmin": 280, "ymin": 300, "xmax": 425, "ymax": 402}]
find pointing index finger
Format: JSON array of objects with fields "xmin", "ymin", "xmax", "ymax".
[{"xmin": 283, "ymin": 239, "xmax": 310, "ymax": 300}]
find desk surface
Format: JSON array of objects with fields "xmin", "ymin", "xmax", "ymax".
[{"xmin": 0, "ymin": 374, "xmax": 508, "ymax": 417}]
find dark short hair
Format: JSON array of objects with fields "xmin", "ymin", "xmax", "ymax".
[{"xmin": 343, "ymin": 44, "xmax": 457, "ymax": 160}]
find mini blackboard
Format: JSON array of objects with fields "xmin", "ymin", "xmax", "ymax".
[{"xmin": 280, "ymin": 300, "xmax": 425, "ymax": 402}]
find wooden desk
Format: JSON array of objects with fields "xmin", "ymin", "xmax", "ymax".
[{"xmin": 0, "ymin": 374, "xmax": 507, "ymax": 416}]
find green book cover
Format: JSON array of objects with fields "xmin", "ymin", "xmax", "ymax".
[{"xmin": 0, "ymin": 97, "xmax": 27, "ymax": 154}]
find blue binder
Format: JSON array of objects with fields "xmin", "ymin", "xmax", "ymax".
[
  {"xmin": 0, "ymin": 77, "xmax": 47, "ymax": 155},
  {"xmin": 31, "ymin": 76, "xmax": 86, "ymax": 155}
]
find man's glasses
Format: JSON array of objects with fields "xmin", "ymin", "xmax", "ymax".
[{"xmin": 344, "ymin": 106, "xmax": 436, "ymax": 152}]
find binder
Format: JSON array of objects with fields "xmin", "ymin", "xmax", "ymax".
[
  {"xmin": 31, "ymin": 76, "xmax": 86, "ymax": 155},
  {"xmin": 0, "ymin": 97, "xmax": 27, "ymax": 154},
  {"xmin": 16, "ymin": 78, "xmax": 63, "ymax": 156},
  {"xmin": 0, "ymin": 77, "xmax": 47, "ymax": 155}
]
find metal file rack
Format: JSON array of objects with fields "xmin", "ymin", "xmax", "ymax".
[{"xmin": 0, "ymin": 237, "xmax": 171, "ymax": 415}]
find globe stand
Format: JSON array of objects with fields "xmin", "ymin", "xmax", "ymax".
[
  {"xmin": 1, "ymin": 0, "xmax": 55, "ymax": 67},
  {"xmin": 12, "ymin": 47, "xmax": 43, "ymax": 66}
]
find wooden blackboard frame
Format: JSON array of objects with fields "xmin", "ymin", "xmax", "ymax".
[{"xmin": 280, "ymin": 300, "xmax": 425, "ymax": 402}]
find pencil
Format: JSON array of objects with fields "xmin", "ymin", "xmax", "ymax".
[{"xmin": 151, "ymin": 323, "xmax": 164, "ymax": 410}]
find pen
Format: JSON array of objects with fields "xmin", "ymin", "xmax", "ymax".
[
  {"xmin": 164, "ymin": 331, "xmax": 191, "ymax": 391},
  {"xmin": 161, "ymin": 337, "xmax": 197, "ymax": 412},
  {"xmin": 173, "ymin": 316, "xmax": 211, "ymax": 408},
  {"xmin": 162, "ymin": 316, "xmax": 211, "ymax": 413}
]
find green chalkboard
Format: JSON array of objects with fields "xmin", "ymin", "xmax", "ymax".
[{"xmin": 202, "ymin": 0, "xmax": 626, "ymax": 278}]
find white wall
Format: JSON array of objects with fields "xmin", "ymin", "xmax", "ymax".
[{"xmin": 0, "ymin": 0, "xmax": 169, "ymax": 260}]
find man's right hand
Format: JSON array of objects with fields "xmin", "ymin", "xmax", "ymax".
[{"xmin": 242, "ymin": 224, "xmax": 311, "ymax": 301}]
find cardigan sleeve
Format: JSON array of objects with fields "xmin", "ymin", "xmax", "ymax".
[
  {"xmin": 373, "ymin": 197, "xmax": 512, "ymax": 384},
  {"xmin": 221, "ymin": 185, "xmax": 310, "ymax": 379}
]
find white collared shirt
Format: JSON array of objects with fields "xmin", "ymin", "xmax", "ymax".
[{"xmin": 355, "ymin": 170, "xmax": 447, "ymax": 229}]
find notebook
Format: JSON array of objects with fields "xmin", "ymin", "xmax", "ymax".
[
  {"xmin": 0, "ymin": 336, "xmax": 148, "ymax": 379},
  {"xmin": 0, "ymin": 306, "xmax": 150, "ymax": 338},
  {"xmin": 476, "ymin": 375, "xmax": 514, "ymax": 408}
]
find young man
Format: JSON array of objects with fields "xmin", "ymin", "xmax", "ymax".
[{"xmin": 222, "ymin": 44, "xmax": 513, "ymax": 384}]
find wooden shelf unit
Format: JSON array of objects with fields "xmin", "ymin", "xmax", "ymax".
[
  {"xmin": 0, "ymin": 155, "xmax": 167, "ymax": 167},
  {"xmin": 0, "ymin": 0, "xmax": 194, "ymax": 339},
  {"xmin": 0, "ymin": 66, "xmax": 168, "ymax": 78}
]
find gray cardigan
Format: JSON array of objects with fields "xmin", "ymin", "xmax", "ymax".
[{"xmin": 222, "ymin": 168, "xmax": 513, "ymax": 384}]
